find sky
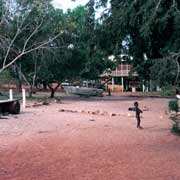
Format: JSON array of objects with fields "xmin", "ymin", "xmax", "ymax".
[{"xmin": 51, "ymin": 0, "xmax": 89, "ymax": 11}]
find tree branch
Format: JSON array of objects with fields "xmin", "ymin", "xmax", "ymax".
[
  {"xmin": 0, "ymin": 33, "xmax": 61, "ymax": 73},
  {"xmin": 22, "ymin": 19, "xmax": 44, "ymax": 53},
  {"xmin": 23, "ymin": 33, "xmax": 61, "ymax": 54},
  {"xmin": 2, "ymin": 28, "xmax": 21, "ymax": 68},
  {"xmin": 156, "ymin": 0, "xmax": 162, "ymax": 10},
  {"xmin": 2, "ymin": 8, "xmax": 32, "ymax": 68}
]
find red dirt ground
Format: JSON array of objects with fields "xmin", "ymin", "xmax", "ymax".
[{"xmin": 0, "ymin": 97, "xmax": 180, "ymax": 180}]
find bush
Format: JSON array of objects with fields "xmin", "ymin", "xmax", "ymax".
[
  {"xmin": 171, "ymin": 122, "xmax": 180, "ymax": 136},
  {"xmin": 168, "ymin": 100, "xmax": 178, "ymax": 113},
  {"xmin": 169, "ymin": 100, "xmax": 180, "ymax": 136},
  {"xmin": 160, "ymin": 85, "xmax": 176, "ymax": 97}
]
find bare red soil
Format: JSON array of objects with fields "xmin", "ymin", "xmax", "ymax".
[{"xmin": 0, "ymin": 97, "xmax": 180, "ymax": 180}]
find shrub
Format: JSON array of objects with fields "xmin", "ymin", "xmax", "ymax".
[
  {"xmin": 168, "ymin": 100, "xmax": 178, "ymax": 113},
  {"xmin": 160, "ymin": 85, "xmax": 176, "ymax": 97},
  {"xmin": 171, "ymin": 122, "xmax": 180, "ymax": 136},
  {"xmin": 169, "ymin": 100, "xmax": 180, "ymax": 136}
]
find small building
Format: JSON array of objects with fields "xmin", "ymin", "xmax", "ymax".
[{"xmin": 110, "ymin": 64, "xmax": 140, "ymax": 92}]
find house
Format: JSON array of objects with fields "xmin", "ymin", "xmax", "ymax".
[{"xmin": 109, "ymin": 64, "xmax": 140, "ymax": 92}]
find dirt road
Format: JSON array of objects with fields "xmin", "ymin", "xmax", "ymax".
[{"xmin": 0, "ymin": 98, "xmax": 180, "ymax": 180}]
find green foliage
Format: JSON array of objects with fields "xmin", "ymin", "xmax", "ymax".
[
  {"xmin": 170, "ymin": 114, "xmax": 178, "ymax": 122},
  {"xmin": 150, "ymin": 58, "xmax": 177, "ymax": 86},
  {"xmin": 169, "ymin": 113, "xmax": 180, "ymax": 136},
  {"xmin": 171, "ymin": 122, "xmax": 180, "ymax": 136},
  {"xmin": 96, "ymin": 0, "xmax": 180, "ymax": 83},
  {"xmin": 170, "ymin": 114, "xmax": 180, "ymax": 136},
  {"xmin": 168, "ymin": 100, "xmax": 178, "ymax": 113},
  {"xmin": 161, "ymin": 85, "xmax": 176, "ymax": 97},
  {"xmin": 0, "ymin": 70, "xmax": 15, "ymax": 83}
]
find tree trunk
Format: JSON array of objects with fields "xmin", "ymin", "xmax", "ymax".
[
  {"xmin": 50, "ymin": 88, "xmax": 55, "ymax": 98},
  {"xmin": 17, "ymin": 80, "xmax": 22, "ymax": 92},
  {"xmin": 43, "ymin": 81, "xmax": 48, "ymax": 90},
  {"xmin": 13, "ymin": 63, "xmax": 22, "ymax": 92},
  {"xmin": 48, "ymin": 83, "xmax": 60, "ymax": 98},
  {"xmin": 29, "ymin": 85, "xmax": 33, "ymax": 98}
]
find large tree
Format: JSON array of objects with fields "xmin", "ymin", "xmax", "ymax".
[
  {"xmin": 0, "ymin": 0, "xmax": 60, "ymax": 74},
  {"xmin": 96, "ymin": 0, "xmax": 180, "ymax": 85}
]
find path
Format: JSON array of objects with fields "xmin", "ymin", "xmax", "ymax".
[{"xmin": 0, "ymin": 98, "xmax": 180, "ymax": 180}]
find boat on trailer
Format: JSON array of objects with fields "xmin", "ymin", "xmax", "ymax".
[
  {"xmin": 0, "ymin": 93, "xmax": 20, "ymax": 114},
  {"xmin": 63, "ymin": 86, "xmax": 103, "ymax": 97}
]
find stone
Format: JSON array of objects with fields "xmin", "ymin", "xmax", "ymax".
[
  {"xmin": 109, "ymin": 113, "xmax": 116, "ymax": 116},
  {"xmin": 59, "ymin": 109, "xmax": 65, "ymax": 112},
  {"xmin": 89, "ymin": 117, "xmax": 95, "ymax": 121}
]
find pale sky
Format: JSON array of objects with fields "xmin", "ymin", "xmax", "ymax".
[{"xmin": 52, "ymin": 0, "xmax": 89, "ymax": 11}]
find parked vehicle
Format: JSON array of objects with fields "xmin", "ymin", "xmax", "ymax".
[{"xmin": 63, "ymin": 86, "xmax": 103, "ymax": 97}]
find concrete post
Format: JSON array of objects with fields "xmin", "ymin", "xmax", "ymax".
[
  {"xmin": 142, "ymin": 81, "xmax": 145, "ymax": 92},
  {"xmin": 112, "ymin": 77, "xmax": 114, "ymax": 92},
  {"xmin": 9, "ymin": 89, "xmax": 13, "ymax": 100},
  {"xmin": 121, "ymin": 77, "xmax": 124, "ymax": 92},
  {"xmin": 22, "ymin": 89, "xmax": 26, "ymax": 108}
]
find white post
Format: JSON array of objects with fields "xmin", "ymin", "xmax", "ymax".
[
  {"xmin": 22, "ymin": 89, "xmax": 26, "ymax": 108},
  {"xmin": 149, "ymin": 80, "xmax": 152, "ymax": 92},
  {"xmin": 156, "ymin": 85, "xmax": 160, "ymax": 92},
  {"xmin": 143, "ymin": 84, "xmax": 145, "ymax": 92},
  {"xmin": 142, "ymin": 81, "xmax": 145, "ymax": 92},
  {"xmin": 121, "ymin": 77, "xmax": 124, "ymax": 92},
  {"xmin": 112, "ymin": 77, "xmax": 114, "ymax": 92},
  {"xmin": 9, "ymin": 89, "xmax": 13, "ymax": 100}
]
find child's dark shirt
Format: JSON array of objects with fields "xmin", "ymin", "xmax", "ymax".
[{"xmin": 135, "ymin": 107, "xmax": 142, "ymax": 117}]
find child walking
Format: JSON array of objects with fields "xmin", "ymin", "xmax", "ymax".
[{"xmin": 134, "ymin": 102, "xmax": 143, "ymax": 129}]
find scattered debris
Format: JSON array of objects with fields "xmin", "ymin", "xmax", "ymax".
[
  {"xmin": 42, "ymin": 95, "xmax": 49, "ymax": 105},
  {"xmin": 54, "ymin": 97, "xmax": 62, "ymax": 104},
  {"xmin": 58, "ymin": 108, "xmax": 119, "ymax": 117},
  {"xmin": 89, "ymin": 117, "xmax": 95, "ymax": 121},
  {"xmin": 95, "ymin": 110, "xmax": 100, "ymax": 114},
  {"xmin": 143, "ymin": 106, "xmax": 149, "ymax": 111},
  {"xmin": 164, "ymin": 110, "xmax": 169, "ymax": 115},
  {"xmin": 32, "ymin": 102, "xmax": 43, "ymax": 107},
  {"xmin": 38, "ymin": 130, "xmax": 50, "ymax": 134},
  {"xmin": 109, "ymin": 113, "xmax": 116, "ymax": 116},
  {"xmin": 38, "ymin": 130, "xmax": 56, "ymax": 134},
  {"xmin": 59, "ymin": 109, "xmax": 65, "ymax": 112},
  {"xmin": 104, "ymin": 125, "xmax": 109, "ymax": 127},
  {"xmin": 26, "ymin": 105, "xmax": 31, "ymax": 108}
]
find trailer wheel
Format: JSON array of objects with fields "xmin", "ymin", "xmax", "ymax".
[{"xmin": 8, "ymin": 101, "xmax": 20, "ymax": 114}]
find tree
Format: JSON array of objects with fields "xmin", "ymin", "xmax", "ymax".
[
  {"xmin": 0, "ymin": 0, "xmax": 60, "ymax": 74},
  {"xmin": 35, "ymin": 6, "xmax": 87, "ymax": 98},
  {"xmin": 96, "ymin": 0, "xmax": 180, "ymax": 85},
  {"xmin": 78, "ymin": 0, "xmax": 113, "ymax": 81}
]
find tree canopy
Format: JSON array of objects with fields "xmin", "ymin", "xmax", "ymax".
[
  {"xmin": 0, "ymin": 0, "xmax": 180, "ymax": 96},
  {"xmin": 97, "ymin": 0, "xmax": 180, "ymax": 85}
]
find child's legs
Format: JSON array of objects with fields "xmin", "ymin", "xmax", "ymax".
[{"xmin": 137, "ymin": 116, "xmax": 141, "ymax": 128}]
